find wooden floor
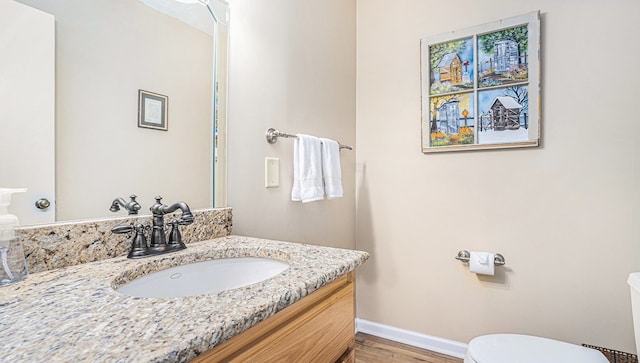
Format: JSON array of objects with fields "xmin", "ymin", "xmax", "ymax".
[{"xmin": 355, "ymin": 333, "xmax": 463, "ymax": 363}]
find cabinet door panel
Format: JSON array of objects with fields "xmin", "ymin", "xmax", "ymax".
[
  {"xmin": 232, "ymin": 281, "xmax": 354, "ymax": 362},
  {"xmin": 193, "ymin": 272, "xmax": 355, "ymax": 363}
]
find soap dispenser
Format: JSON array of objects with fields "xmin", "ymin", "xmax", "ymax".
[{"xmin": 0, "ymin": 188, "xmax": 29, "ymax": 286}]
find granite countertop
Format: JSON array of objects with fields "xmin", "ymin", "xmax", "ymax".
[{"xmin": 0, "ymin": 235, "xmax": 369, "ymax": 362}]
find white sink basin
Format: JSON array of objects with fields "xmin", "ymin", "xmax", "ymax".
[{"xmin": 116, "ymin": 257, "xmax": 290, "ymax": 298}]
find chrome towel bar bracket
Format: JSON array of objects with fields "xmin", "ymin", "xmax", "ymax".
[
  {"xmin": 455, "ymin": 250, "xmax": 506, "ymax": 266},
  {"xmin": 266, "ymin": 128, "xmax": 296, "ymax": 143}
]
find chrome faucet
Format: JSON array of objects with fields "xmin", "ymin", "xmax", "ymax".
[
  {"xmin": 111, "ymin": 196, "xmax": 194, "ymax": 259},
  {"xmin": 109, "ymin": 195, "xmax": 142, "ymax": 215},
  {"xmin": 148, "ymin": 196, "xmax": 194, "ymax": 254}
]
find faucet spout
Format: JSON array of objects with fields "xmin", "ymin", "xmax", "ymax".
[
  {"xmin": 161, "ymin": 202, "xmax": 194, "ymax": 221},
  {"xmin": 109, "ymin": 195, "xmax": 141, "ymax": 215},
  {"xmin": 151, "ymin": 197, "xmax": 194, "ymax": 223}
]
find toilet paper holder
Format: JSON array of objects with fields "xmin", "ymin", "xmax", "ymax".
[{"xmin": 455, "ymin": 250, "xmax": 506, "ymax": 266}]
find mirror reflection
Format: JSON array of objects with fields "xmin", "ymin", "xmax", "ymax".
[{"xmin": 1, "ymin": 0, "xmax": 228, "ymax": 226}]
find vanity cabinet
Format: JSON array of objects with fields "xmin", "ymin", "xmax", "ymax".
[{"xmin": 192, "ymin": 271, "xmax": 355, "ymax": 363}]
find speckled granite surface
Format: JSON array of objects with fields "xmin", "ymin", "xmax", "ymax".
[
  {"xmin": 0, "ymin": 235, "xmax": 369, "ymax": 362},
  {"xmin": 18, "ymin": 208, "xmax": 232, "ymax": 273}
]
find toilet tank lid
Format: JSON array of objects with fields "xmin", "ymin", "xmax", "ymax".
[
  {"xmin": 467, "ymin": 334, "xmax": 608, "ymax": 363},
  {"xmin": 628, "ymin": 273, "xmax": 640, "ymax": 293}
]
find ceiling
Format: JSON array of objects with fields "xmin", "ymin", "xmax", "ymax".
[{"xmin": 138, "ymin": 0, "xmax": 228, "ymax": 35}]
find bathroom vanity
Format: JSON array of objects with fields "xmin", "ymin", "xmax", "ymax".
[
  {"xmin": 0, "ymin": 235, "xmax": 368, "ymax": 362},
  {"xmin": 194, "ymin": 271, "xmax": 355, "ymax": 362}
]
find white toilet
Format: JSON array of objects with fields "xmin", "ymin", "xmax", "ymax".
[
  {"xmin": 464, "ymin": 334, "xmax": 608, "ymax": 363},
  {"xmin": 465, "ymin": 272, "xmax": 640, "ymax": 362},
  {"xmin": 628, "ymin": 272, "xmax": 640, "ymax": 354}
]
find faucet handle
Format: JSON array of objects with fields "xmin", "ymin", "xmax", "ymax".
[
  {"xmin": 112, "ymin": 224, "xmax": 134, "ymax": 235},
  {"xmin": 127, "ymin": 223, "xmax": 150, "ymax": 259},
  {"xmin": 112, "ymin": 223, "xmax": 151, "ymax": 259},
  {"xmin": 167, "ymin": 221, "xmax": 187, "ymax": 251}
]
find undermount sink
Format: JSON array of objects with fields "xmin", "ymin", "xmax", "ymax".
[{"xmin": 116, "ymin": 257, "xmax": 290, "ymax": 298}]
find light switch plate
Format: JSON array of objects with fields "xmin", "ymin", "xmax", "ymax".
[{"xmin": 265, "ymin": 157, "xmax": 279, "ymax": 188}]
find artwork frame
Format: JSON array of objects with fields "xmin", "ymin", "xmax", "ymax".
[
  {"xmin": 138, "ymin": 89, "xmax": 168, "ymax": 131},
  {"xmin": 421, "ymin": 11, "xmax": 540, "ymax": 153}
]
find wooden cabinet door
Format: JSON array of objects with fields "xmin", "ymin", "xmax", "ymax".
[{"xmin": 194, "ymin": 272, "xmax": 355, "ymax": 363}]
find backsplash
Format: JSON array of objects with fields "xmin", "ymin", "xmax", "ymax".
[{"xmin": 17, "ymin": 208, "xmax": 232, "ymax": 273}]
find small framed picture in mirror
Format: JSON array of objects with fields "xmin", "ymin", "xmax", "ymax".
[{"xmin": 138, "ymin": 90, "xmax": 168, "ymax": 131}]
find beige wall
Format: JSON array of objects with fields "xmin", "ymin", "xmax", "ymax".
[
  {"xmin": 18, "ymin": 0, "xmax": 213, "ymax": 222},
  {"xmin": 227, "ymin": 0, "xmax": 357, "ymax": 249},
  {"xmin": 356, "ymin": 0, "xmax": 640, "ymax": 353}
]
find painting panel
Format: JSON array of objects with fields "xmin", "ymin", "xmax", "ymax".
[
  {"xmin": 429, "ymin": 37, "xmax": 474, "ymax": 95},
  {"xmin": 477, "ymin": 86, "xmax": 529, "ymax": 144},
  {"xmin": 427, "ymin": 93, "xmax": 475, "ymax": 148},
  {"xmin": 478, "ymin": 25, "xmax": 529, "ymax": 88},
  {"xmin": 421, "ymin": 11, "xmax": 539, "ymax": 152}
]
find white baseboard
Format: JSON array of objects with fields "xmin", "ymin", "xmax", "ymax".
[{"xmin": 355, "ymin": 318, "xmax": 468, "ymax": 359}]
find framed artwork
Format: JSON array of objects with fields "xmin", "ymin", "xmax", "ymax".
[
  {"xmin": 421, "ymin": 11, "xmax": 540, "ymax": 152},
  {"xmin": 138, "ymin": 89, "xmax": 168, "ymax": 131}
]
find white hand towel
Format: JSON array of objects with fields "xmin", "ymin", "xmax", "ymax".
[
  {"xmin": 291, "ymin": 134, "xmax": 324, "ymax": 203},
  {"xmin": 320, "ymin": 138, "xmax": 343, "ymax": 199}
]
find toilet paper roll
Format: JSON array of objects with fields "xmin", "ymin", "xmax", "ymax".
[{"xmin": 469, "ymin": 251, "xmax": 495, "ymax": 276}]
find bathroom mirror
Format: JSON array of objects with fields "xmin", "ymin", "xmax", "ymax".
[{"xmin": 2, "ymin": 0, "xmax": 229, "ymax": 225}]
